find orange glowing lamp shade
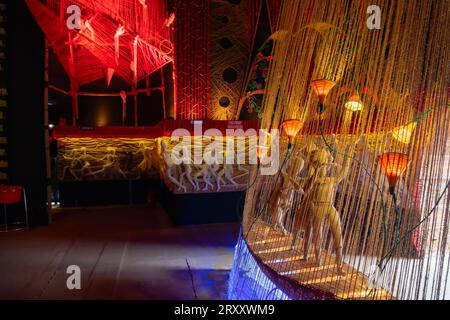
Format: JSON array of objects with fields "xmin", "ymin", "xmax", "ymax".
[
  {"xmin": 281, "ymin": 120, "xmax": 303, "ymax": 145},
  {"xmin": 379, "ymin": 152, "xmax": 409, "ymax": 192},
  {"xmin": 344, "ymin": 94, "xmax": 364, "ymax": 111},
  {"xmin": 392, "ymin": 122, "xmax": 417, "ymax": 144},
  {"xmin": 311, "ymin": 79, "xmax": 337, "ymax": 104}
]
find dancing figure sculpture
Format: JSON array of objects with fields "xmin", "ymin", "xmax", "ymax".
[
  {"xmin": 269, "ymin": 150, "xmax": 306, "ymax": 235},
  {"xmin": 216, "ymin": 163, "xmax": 237, "ymax": 191},
  {"xmin": 179, "ymin": 145, "xmax": 200, "ymax": 191},
  {"xmin": 92, "ymin": 147, "xmax": 127, "ymax": 179},
  {"xmin": 62, "ymin": 147, "xmax": 96, "ymax": 180},
  {"xmin": 135, "ymin": 142, "xmax": 154, "ymax": 177},
  {"xmin": 194, "ymin": 162, "xmax": 220, "ymax": 191},
  {"xmin": 216, "ymin": 151, "xmax": 248, "ymax": 191},
  {"xmin": 292, "ymin": 139, "xmax": 358, "ymax": 272},
  {"xmin": 161, "ymin": 141, "xmax": 186, "ymax": 192}
]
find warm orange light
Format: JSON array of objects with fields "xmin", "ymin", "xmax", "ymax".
[
  {"xmin": 379, "ymin": 152, "xmax": 409, "ymax": 192},
  {"xmin": 311, "ymin": 79, "xmax": 336, "ymax": 104},
  {"xmin": 344, "ymin": 94, "xmax": 364, "ymax": 111},
  {"xmin": 256, "ymin": 145, "xmax": 269, "ymax": 162},
  {"xmin": 392, "ymin": 122, "xmax": 417, "ymax": 144},
  {"xmin": 281, "ymin": 119, "xmax": 303, "ymax": 145}
]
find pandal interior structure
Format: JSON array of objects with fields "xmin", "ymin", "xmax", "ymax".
[
  {"xmin": 230, "ymin": 0, "xmax": 450, "ymax": 300},
  {"xmin": 54, "ymin": 124, "xmax": 257, "ymax": 194}
]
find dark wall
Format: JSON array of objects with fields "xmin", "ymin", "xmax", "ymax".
[{"xmin": 6, "ymin": 0, "xmax": 49, "ymax": 226}]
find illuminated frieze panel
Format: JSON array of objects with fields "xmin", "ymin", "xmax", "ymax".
[
  {"xmin": 57, "ymin": 138, "xmax": 158, "ymax": 181},
  {"xmin": 57, "ymin": 135, "xmax": 254, "ymax": 194}
]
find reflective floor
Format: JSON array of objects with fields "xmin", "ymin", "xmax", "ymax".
[{"xmin": 0, "ymin": 205, "xmax": 239, "ymax": 300}]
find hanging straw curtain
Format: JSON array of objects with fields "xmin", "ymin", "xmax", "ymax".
[{"xmin": 239, "ymin": 0, "xmax": 450, "ymax": 300}]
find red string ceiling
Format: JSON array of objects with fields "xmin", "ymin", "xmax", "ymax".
[{"xmin": 25, "ymin": 0, "xmax": 173, "ymax": 86}]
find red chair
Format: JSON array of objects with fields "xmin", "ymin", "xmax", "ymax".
[{"xmin": 0, "ymin": 186, "xmax": 29, "ymax": 232}]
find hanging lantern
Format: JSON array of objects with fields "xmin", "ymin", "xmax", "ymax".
[
  {"xmin": 379, "ymin": 152, "xmax": 409, "ymax": 194},
  {"xmin": 392, "ymin": 122, "xmax": 417, "ymax": 144},
  {"xmin": 344, "ymin": 94, "xmax": 364, "ymax": 112},
  {"xmin": 311, "ymin": 79, "xmax": 336, "ymax": 113},
  {"xmin": 281, "ymin": 119, "xmax": 303, "ymax": 148}
]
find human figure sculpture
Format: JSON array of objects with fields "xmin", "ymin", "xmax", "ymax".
[
  {"xmin": 237, "ymin": 163, "xmax": 249, "ymax": 176},
  {"xmin": 179, "ymin": 145, "xmax": 200, "ymax": 191},
  {"xmin": 135, "ymin": 142, "xmax": 154, "ymax": 177},
  {"xmin": 302, "ymin": 139, "xmax": 320, "ymax": 176},
  {"xmin": 62, "ymin": 147, "xmax": 96, "ymax": 180},
  {"xmin": 217, "ymin": 163, "xmax": 238, "ymax": 191},
  {"xmin": 193, "ymin": 165, "xmax": 211, "ymax": 191},
  {"xmin": 192, "ymin": 150, "xmax": 223, "ymax": 192},
  {"xmin": 62, "ymin": 149, "xmax": 82, "ymax": 180},
  {"xmin": 209, "ymin": 162, "xmax": 223, "ymax": 191},
  {"xmin": 91, "ymin": 147, "xmax": 127, "ymax": 179},
  {"xmin": 194, "ymin": 162, "xmax": 219, "ymax": 191},
  {"xmin": 269, "ymin": 150, "xmax": 307, "ymax": 235},
  {"xmin": 161, "ymin": 141, "xmax": 186, "ymax": 192},
  {"xmin": 216, "ymin": 151, "xmax": 248, "ymax": 191},
  {"xmin": 292, "ymin": 139, "xmax": 358, "ymax": 272}
]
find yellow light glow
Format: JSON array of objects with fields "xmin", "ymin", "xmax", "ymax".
[
  {"xmin": 256, "ymin": 145, "xmax": 269, "ymax": 161},
  {"xmin": 344, "ymin": 94, "xmax": 364, "ymax": 111},
  {"xmin": 96, "ymin": 110, "xmax": 108, "ymax": 127},
  {"xmin": 392, "ymin": 122, "xmax": 417, "ymax": 144}
]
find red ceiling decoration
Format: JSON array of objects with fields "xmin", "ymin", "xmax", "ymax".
[{"xmin": 25, "ymin": 0, "xmax": 173, "ymax": 86}]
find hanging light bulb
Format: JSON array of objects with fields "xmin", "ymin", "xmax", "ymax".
[
  {"xmin": 311, "ymin": 79, "xmax": 336, "ymax": 113},
  {"xmin": 281, "ymin": 119, "xmax": 303, "ymax": 149},
  {"xmin": 344, "ymin": 93, "xmax": 364, "ymax": 112},
  {"xmin": 378, "ymin": 152, "xmax": 409, "ymax": 195},
  {"xmin": 392, "ymin": 122, "xmax": 417, "ymax": 144}
]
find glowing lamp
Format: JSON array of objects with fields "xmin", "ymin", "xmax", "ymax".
[
  {"xmin": 392, "ymin": 122, "xmax": 417, "ymax": 144},
  {"xmin": 378, "ymin": 152, "xmax": 409, "ymax": 194},
  {"xmin": 311, "ymin": 79, "xmax": 336, "ymax": 113},
  {"xmin": 281, "ymin": 120, "xmax": 303, "ymax": 148},
  {"xmin": 344, "ymin": 94, "xmax": 364, "ymax": 111}
]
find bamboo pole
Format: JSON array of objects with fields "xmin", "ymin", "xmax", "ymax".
[
  {"xmin": 49, "ymin": 85, "xmax": 163, "ymax": 97},
  {"xmin": 161, "ymin": 66, "xmax": 167, "ymax": 119},
  {"xmin": 133, "ymin": 36, "xmax": 139, "ymax": 126},
  {"xmin": 44, "ymin": 40, "xmax": 52, "ymax": 224}
]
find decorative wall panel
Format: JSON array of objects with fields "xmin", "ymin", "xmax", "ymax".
[
  {"xmin": 174, "ymin": 0, "xmax": 211, "ymax": 120},
  {"xmin": 210, "ymin": 0, "xmax": 249, "ymax": 120}
]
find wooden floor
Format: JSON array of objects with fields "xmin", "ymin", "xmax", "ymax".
[
  {"xmin": 246, "ymin": 220, "xmax": 393, "ymax": 300},
  {"xmin": 0, "ymin": 205, "xmax": 239, "ymax": 300}
]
